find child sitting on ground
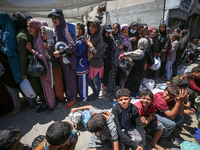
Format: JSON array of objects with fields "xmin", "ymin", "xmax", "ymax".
[
  {"xmin": 171, "ymin": 72, "xmax": 194, "ymax": 85},
  {"xmin": 35, "ymin": 121, "xmax": 76, "ymax": 150},
  {"xmin": 71, "ymin": 105, "xmax": 119, "ymax": 150},
  {"xmin": 190, "ymin": 67, "xmax": 200, "ymax": 94},
  {"xmin": 0, "ymin": 129, "xmax": 33, "ymax": 150},
  {"xmin": 153, "ymin": 84, "xmax": 187, "ymax": 144},
  {"xmin": 112, "ymin": 88, "xmax": 146, "ymax": 150},
  {"xmin": 134, "ymin": 89, "xmax": 167, "ymax": 150}
]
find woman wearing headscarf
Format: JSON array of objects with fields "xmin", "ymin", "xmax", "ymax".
[
  {"xmin": 40, "ymin": 26, "xmax": 65, "ymax": 109},
  {"xmin": 101, "ymin": 23, "xmax": 113, "ymax": 91},
  {"xmin": 149, "ymin": 28, "xmax": 161, "ymax": 79},
  {"xmin": 82, "ymin": 18, "xmax": 104, "ymax": 99},
  {"xmin": 120, "ymin": 38, "xmax": 154, "ymax": 97},
  {"xmin": 75, "ymin": 22, "xmax": 89, "ymax": 105},
  {"xmin": 26, "ymin": 19, "xmax": 55, "ymax": 114},
  {"xmin": 0, "ymin": 11, "xmax": 22, "ymax": 117},
  {"xmin": 129, "ymin": 21, "xmax": 139, "ymax": 51},
  {"xmin": 105, "ymin": 23, "xmax": 122, "ymax": 97},
  {"xmin": 12, "ymin": 12, "xmax": 47, "ymax": 113},
  {"xmin": 159, "ymin": 23, "xmax": 170, "ymax": 79},
  {"xmin": 48, "ymin": 9, "xmax": 77, "ymax": 108}
]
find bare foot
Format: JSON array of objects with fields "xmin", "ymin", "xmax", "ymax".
[
  {"xmin": 150, "ymin": 141, "xmax": 169, "ymax": 150},
  {"xmin": 6, "ymin": 109, "xmax": 21, "ymax": 117}
]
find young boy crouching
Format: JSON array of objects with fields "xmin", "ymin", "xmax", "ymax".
[
  {"xmin": 71, "ymin": 105, "xmax": 119, "ymax": 150},
  {"xmin": 112, "ymin": 88, "xmax": 146, "ymax": 150},
  {"xmin": 134, "ymin": 89, "xmax": 167, "ymax": 150}
]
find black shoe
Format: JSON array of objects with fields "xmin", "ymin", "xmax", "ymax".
[{"xmin": 37, "ymin": 103, "xmax": 48, "ymax": 113}]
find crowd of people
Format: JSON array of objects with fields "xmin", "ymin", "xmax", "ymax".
[{"xmin": 0, "ymin": 7, "xmax": 200, "ymax": 150}]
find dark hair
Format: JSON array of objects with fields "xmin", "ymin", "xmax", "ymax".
[
  {"xmin": 172, "ymin": 33, "xmax": 180, "ymax": 41},
  {"xmin": 116, "ymin": 88, "xmax": 131, "ymax": 98},
  {"xmin": 192, "ymin": 67, "xmax": 200, "ymax": 73},
  {"xmin": 165, "ymin": 84, "xmax": 180, "ymax": 96},
  {"xmin": 177, "ymin": 79, "xmax": 190, "ymax": 89},
  {"xmin": 185, "ymin": 88, "xmax": 197, "ymax": 99},
  {"xmin": 87, "ymin": 113, "xmax": 106, "ymax": 132},
  {"xmin": 0, "ymin": 130, "xmax": 22, "ymax": 150},
  {"xmin": 173, "ymin": 28, "xmax": 181, "ymax": 34},
  {"xmin": 139, "ymin": 89, "xmax": 153, "ymax": 100},
  {"xmin": 184, "ymin": 72, "xmax": 194, "ymax": 80},
  {"xmin": 46, "ymin": 121, "xmax": 72, "ymax": 146}
]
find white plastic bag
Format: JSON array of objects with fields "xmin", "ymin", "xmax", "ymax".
[
  {"xmin": 69, "ymin": 110, "xmax": 83, "ymax": 125},
  {"xmin": 150, "ymin": 57, "xmax": 161, "ymax": 71},
  {"xmin": 20, "ymin": 79, "xmax": 36, "ymax": 98},
  {"xmin": 142, "ymin": 78, "xmax": 155, "ymax": 90}
]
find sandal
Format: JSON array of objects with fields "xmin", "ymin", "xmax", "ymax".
[
  {"xmin": 44, "ymin": 107, "xmax": 54, "ymax": 115},
  {"xmin": 65, "ymin": 100, "xmax": 77, "ymax": 109}
]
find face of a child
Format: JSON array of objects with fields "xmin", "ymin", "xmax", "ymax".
[
  {"xmin": 41, "ymin": 28, "xmax": 47, "ymax": 41},
  {"xmin": 151, "ymin": 30, "xmax": 157, "ymax": 37},
  {"xmin": 143, "ymin": 28, "xmax": 148, "ymax": 37},
  {"xmin": 159, "ymin": 25, "xmax": 165, "ymax": 32},
  {"xmin": 89, "ymin": 22, "xmax": 96, "ymax": 35},
  {"xmin": 193, "ymin": 71, "xmax": 200, "ymax": 79},
  {"xmin": 122, "ymin": 29, "xmax": 128, "ymax": 37},
  {"xmin": 170, "ymin": 34, "xmax": 175, "ymax": 42},
  {"xmin": 11, "ymin": 139, "xmax": 23, "ymax": 150},
  {"xmin": 138, "ymin": 27, "xmax": 143, "ymax": 34},
  {"xmin": 51, "ymin": 15, "xmax": 60, "ymax": 27},
  {"xmin": 163, "ymin": 90, "xmax": 176, "ymax": 102},
  {"xmin": 112, "ymin": 24, "xmax": 119, "ymax": 35},
  {"xmin": 131, "ymin": 25, "xmax": 137, "ymax": 30},
  {"xmin": 140, "ymin": 95, "xmax": 152, "ymax": 108},
  {"xmin": 27, "ymin": 21, "xmax": 36, "ymax": 35},
  {"xmin": 117, "ymin": 96, "xmax": 131, "ymax": 110},
  {"xmin": 105, "ymin": 31, "xmax": 111, "ymax": 37},
  {"xmin": 77, "ymin": 25, "xmax": 83, "ymax": 37}
]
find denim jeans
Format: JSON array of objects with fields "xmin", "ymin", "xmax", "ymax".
[
  {"xmin": 89, "ymin": 73, "xmax": 100, "ymax": 98},
  {"xmin": 166, "ymin": 60, "xmax": 174, "ymax": 80},
  {"xmin": 156, "ymin": 114, "xmax": 184, "ymax": 140}
]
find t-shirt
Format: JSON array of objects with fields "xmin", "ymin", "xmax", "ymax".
[
  {"xmin": 153, "ymin": 92, "xmax": 169, "ymax": 113},
  {"xmin": 34, "ymin": 131, "xmax": 75, "ymax": 150},
  {"xmin": 87, "ymin": 107, "xmax": 118, "ymax": 149},
  {"xmin": 134, "ymin": 101, "xmax": 155, "ymax": 116}
]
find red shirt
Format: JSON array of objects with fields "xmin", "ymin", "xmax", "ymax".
[
  {"xmin": 134, "ymin": 101, "xmax": 155, "ymax": 116},
  {"xmin": 153, "ymin": 92, "xmax": 169, "ymax": 113},
  {"xmin": 190, "ymin": 79, "xmax": 200, "ymax": 93}
]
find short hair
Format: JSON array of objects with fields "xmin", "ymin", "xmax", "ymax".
[
  {"xmin": 177, "ymin": 79, "xmax": 190, "ymax": 89},
  {"xmin": 192, "ymin": 67, "xmax": 200, "ymax": 73},
  {"xmin": 173, "ymin": 28, "xmax": 181, "ymax": 34},
  {"xmin": 172, "ymin": 33, "xmax": 180, "ymax": 41},
  {"xmin": 87, "ymin": 113, "xmax": 106, "ymax": 132},
  {"xmin": 185, "ymin": 88, "xmax": 197, "ymax": 99},
  {"xmin": 165, "ymin": 84, "xmax": 180, "ymax": 96},
  {"xmin": 139, "ymin": 89, "xmax": 153, "ymax": 100},
  {"xmin": 46, "ymin": 121, "xmax": 72, "ymax": 146},
  {"xmin": 0, "ymin": 130, "xmax": 22, "ymax": 150},
  {"xmin": 116, "ymin": 88, "xmax": 131, "ymax": 98},
  {"xmin": 184, "ymin": 72, "xmax": 194, "ymax": 80}
]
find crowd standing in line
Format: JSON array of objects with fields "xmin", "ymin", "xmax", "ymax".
[{"xmin": 0, "ymin": 7, "xmax": 200, "ymax": 150}]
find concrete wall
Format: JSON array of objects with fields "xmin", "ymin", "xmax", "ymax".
[{"xmin": 106, "ymin": 0, "xmax": 164, "ymax": 28}]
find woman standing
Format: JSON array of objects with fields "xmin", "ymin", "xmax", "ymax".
[
  {"xmin": 26, "ymin": 19, "xmax": 55, "ymax": 114},
  {"xmin": 48, "ymin": 9, "xmax": 77, "ymax": 108}
]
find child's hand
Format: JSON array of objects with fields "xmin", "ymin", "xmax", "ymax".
[
  {"xmin": 53, "ymin": 51, "xmax": 60, "ymax": 58},
  {"xmin": 130, "ymin": 37, "xmax": 137, "ymax": 42},
  {"xmin": 118, "ymin": 45, "xmax": 123, "ymax": 50},
  {"xmin": 71, "ymin": 108, "xmax": 78, "ymax": 113},
  {"xmin": 82, "ymin": 36, "xmax": 93, "ymax": 47},
  {"xmin": 140, "ymin": 116, "xmax": 146, "ymax": 125},
  {"xmin": 136, "ymin": 145, "xmax": 144, "ymax": 150},
  {"xmin": 176, "ymin": 89, "xmax": 188, "ymax": 102}
]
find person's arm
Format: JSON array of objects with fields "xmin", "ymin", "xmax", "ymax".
[
  {"xmin": 190, "ymin": 80, "xmax": 200, "ymax": 93},
  {"xmin": 112, "ymin": 141, "xmax": 119, "ymax": 150},
  {"xmin": 71, "ymin": 105, "xmax": 93, "ymax": 113},
  {"xmin": 164, "ymin": 89, "xmax": 187, "ymax": 120},
  {"xmin": 68, "ymin": 138, "xmax": 76, "ymax": 150},
  {"xmin": 17, "ymin": 35, "xmax": 28, "ymax": 78},
  {"xmin": 46, "ymin": 44, "xmax": 55, "ymax": 63},
  {"xmin": 144, "ymin": 113, "xmax": 155, "ymax": 127},
  {"xmin": 112, "ymin": 107, "xmax": 138, "ymax": 149}
]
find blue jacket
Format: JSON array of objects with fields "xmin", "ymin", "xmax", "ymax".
[
  {"xmin": 75, "ymin": 36, "xmax": 88, "ymax": 74},
  {"xmin": 0, "ymin": 11, "xmax": 22, "ymax": 84}
]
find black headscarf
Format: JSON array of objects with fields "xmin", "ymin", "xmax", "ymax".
[
  {"xmin": 150, "ymin": 29, "xmax": 159, "ymax": 53},
  {"xmin": 76, "ymin": 22, "xmax": 85, "ymax": 38},
  {"xmin": 159, "ymin": 23, "xmax": 167, "ymax": 37},
  {"xmin": 12, "ymin": 12, "xmax": 27, "ymax": 32}
]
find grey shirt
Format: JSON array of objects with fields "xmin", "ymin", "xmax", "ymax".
[
  {"xmin": 167, "ymin": 40, "xmax": 179, "ymax": 62},
  {"xmin": 87, "ymin": 107, "xmax": 118, "ymax": 149}
]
